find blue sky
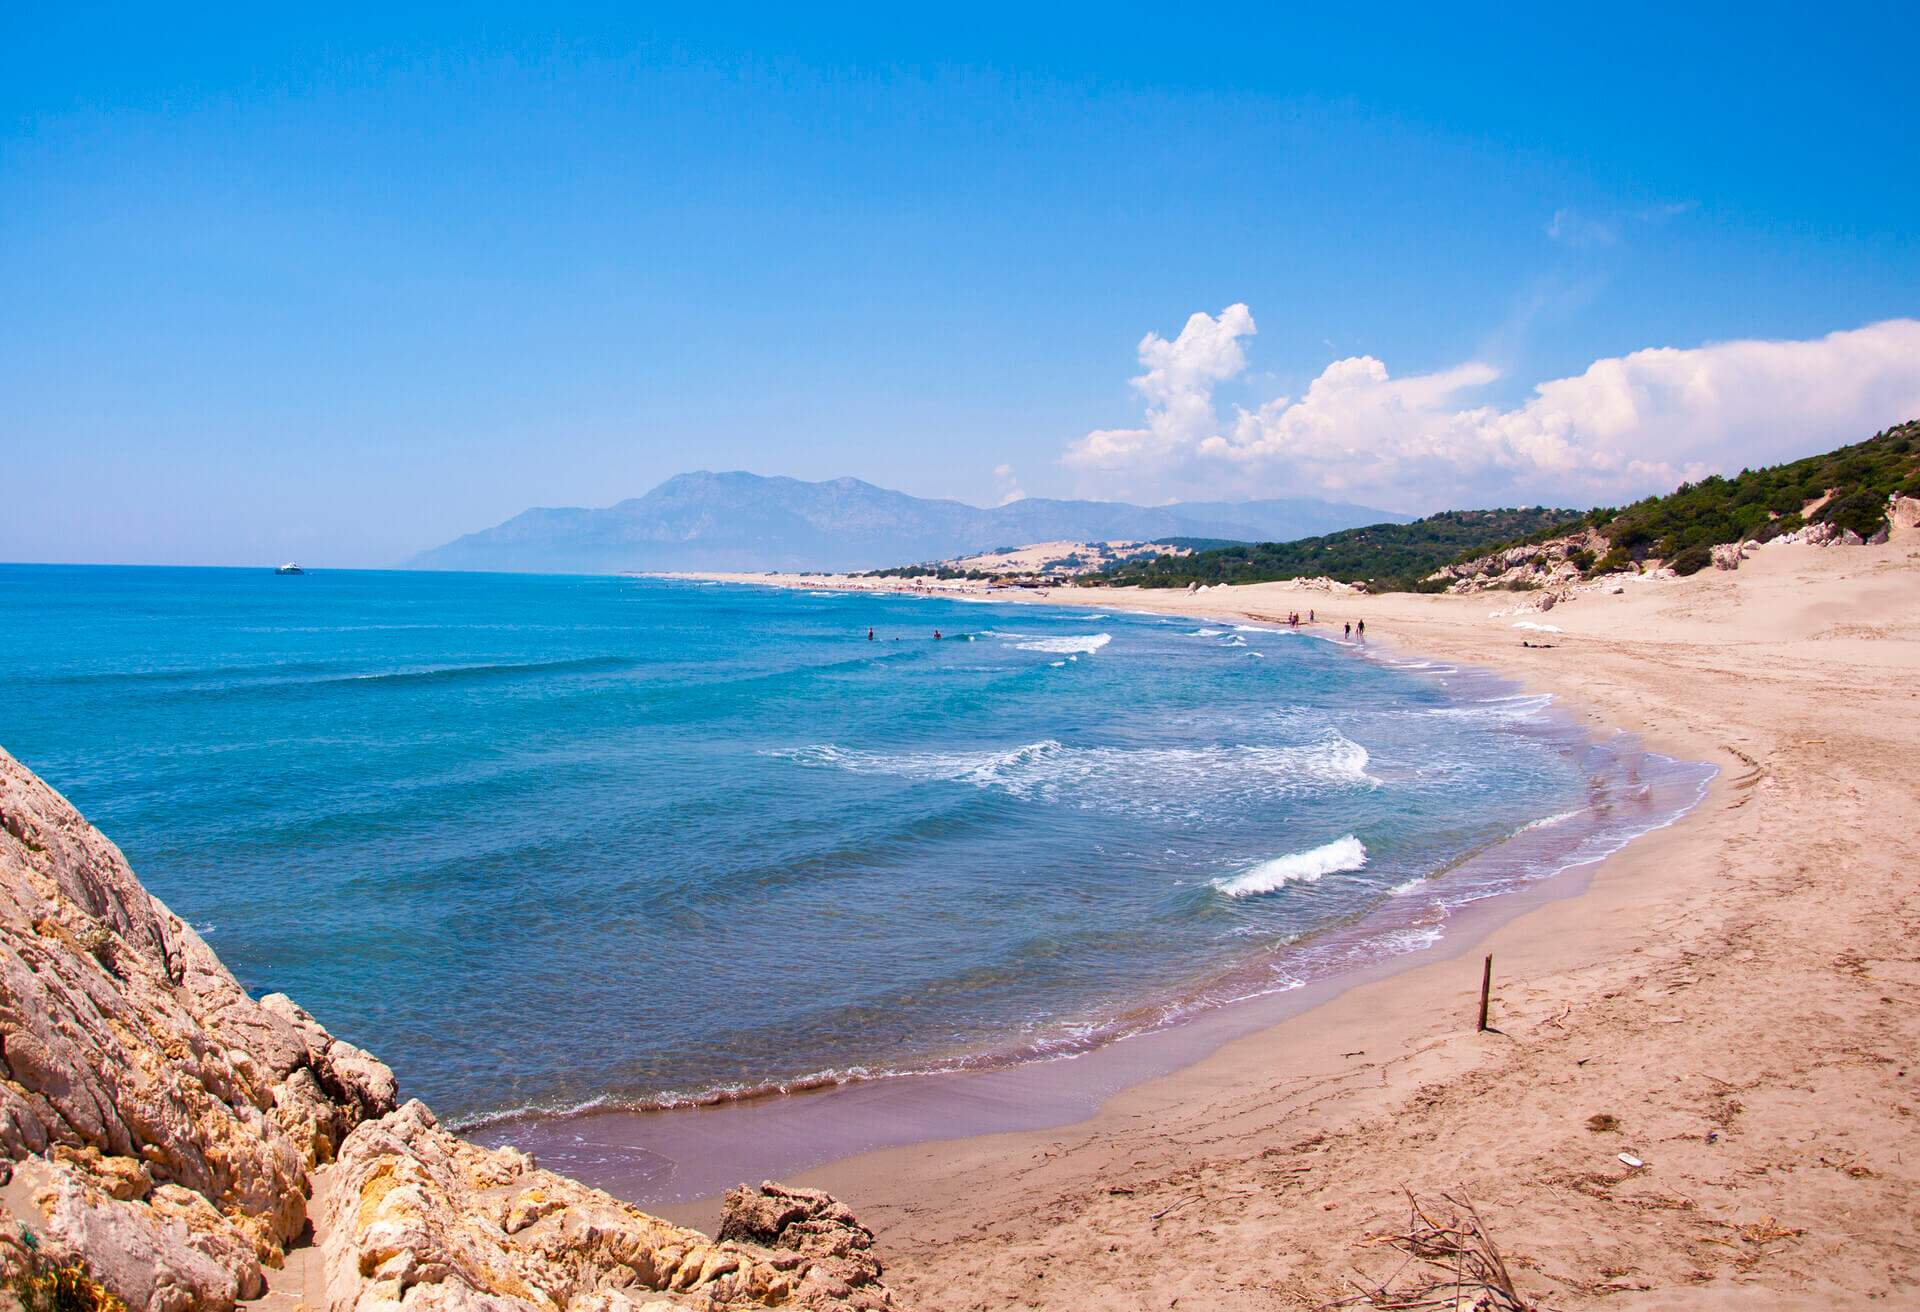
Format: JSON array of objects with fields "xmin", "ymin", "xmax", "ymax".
[{"xmin": 4, "ymin": 5, "xmax": 1918, "ymax": 565}]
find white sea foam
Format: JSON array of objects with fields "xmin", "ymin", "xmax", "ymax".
[
  {"xmin": 1189, "ymin": 627, "xmax": 1227, "ymax": 637},
  {"xmin": 1389, "ymin": 877, "xmax": 1426, "ymax": 896},
  {"xmin": 766, "ymin": 732, "xmax": 1376, "ymax": 815},
  {"xmin": 1213, "ymin": 835, "xmax": 1368, "ymax": 898},
  {"xmin": 1013, "ymin": 633, "xmax": 1112, "ymax": 655},
  {"xmin": 1515, "ymin": 808, "xmax": 1583, "ymax": 833},
  {"xmin": 1424, "ymin": 692, "xmax": 1555, "ymax": 722}
]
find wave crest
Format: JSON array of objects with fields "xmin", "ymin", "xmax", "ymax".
[
  {"xmin": 766, "ymin": 732, "xmax": 1375, "ymax": 815},
  {"xmin": 1013, "ymin": 633, "xmax": 1112, "ymax": 655},
  {"xmin": 1214, "ymin": 835, "xmax": 1368, "ymax": 898}
]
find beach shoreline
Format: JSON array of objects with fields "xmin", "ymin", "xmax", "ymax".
[
  {"xmin": 478, "ymin": 593, "xmax": 1714, "ymax": 1227},
  {"xmin": 643, "ymin": 541, "xmax": 1919, "ymax": 1306}
]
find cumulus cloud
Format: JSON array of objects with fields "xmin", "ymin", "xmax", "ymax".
[
  {"xmin": 1062, "ymin": 311, "xmax": 1920, "ymax": 510},
  {"xmin": 1071, "ymin": 304, "xmax": 1257, "ymax": 474}
]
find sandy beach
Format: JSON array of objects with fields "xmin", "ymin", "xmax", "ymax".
[{"xmin": 667, "ymin": 538, "xmax": 1920, "ymax": 1307}]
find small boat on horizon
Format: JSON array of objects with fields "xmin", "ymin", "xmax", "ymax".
[{"xmin": 274, "ymin": 562, "xmax": 305, "ymax": 575}]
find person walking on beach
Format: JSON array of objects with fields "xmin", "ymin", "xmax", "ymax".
[
  {"xmin": 1356, "ymin": 619, "xmax": 1366, "ymax": 640},
  {"xmin": 1309, "ymin": 609, "xmax": 1315, "ymax": 623},
  {"xmin": 1344, "ymin": 621, "xmax": 1351, "ymax": 639}
]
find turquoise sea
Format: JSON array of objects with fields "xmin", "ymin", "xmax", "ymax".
[{"xmin": 0, "ymin": 564, "xmax": 1709, "ymax": 1128}]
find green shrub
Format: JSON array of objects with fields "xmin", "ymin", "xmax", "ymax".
[
  {"xmin": 1814, "ymin": 489, "xmax": 1889, "ymax": 539},
  {"xmin": 1669, "ymin": 544, "xmax": 1714, "ymax": 576}
]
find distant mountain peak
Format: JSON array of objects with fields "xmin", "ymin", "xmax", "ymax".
[{"xmin": 412, "ymin": 472, "xmax": 1407, "ymax": 574}]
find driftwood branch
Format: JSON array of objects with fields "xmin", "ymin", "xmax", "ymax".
[{"xmin": 1318, "ymin": 1189, "xmax": 1544, "ymax": 1311}]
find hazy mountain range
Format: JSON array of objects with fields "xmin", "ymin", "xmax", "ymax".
[{"xmin": 411, "ymin": 471, "xmax": 1407, "ymax": 574}]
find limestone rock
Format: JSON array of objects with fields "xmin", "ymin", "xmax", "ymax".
[
  {"xmin": 17, "ymin": 1156, "xmax": 246, "ymax": 1312},
  {"xmin": 323, "ymin": 1102, "xmax": 896, "ymax": 1311},
  {"xmin": 1890, "ymin": 494, "xmax": 1920, "ymax": 538},
  {"xmin": 0, "ymin": 748, "xmax": 392, "ymax": 1297}
]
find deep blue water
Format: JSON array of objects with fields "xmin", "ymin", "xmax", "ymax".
[{"xmin": 0, "ymin": 565, "xmax": 1707, "ymax": 1124}]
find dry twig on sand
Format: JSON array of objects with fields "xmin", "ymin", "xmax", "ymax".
[{"xmin": 1319, "ymin": 1190, "xmax": 1544, "ymax": 1311}]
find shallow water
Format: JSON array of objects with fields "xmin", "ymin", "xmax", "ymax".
[{"xmin": 0, "ymin": 565, "xmax": 1709, "ymax": 1129}]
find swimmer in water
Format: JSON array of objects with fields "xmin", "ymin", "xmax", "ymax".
[{"xmin": 934, "ymin": 629, "xmax": 942, "ymax": 640}]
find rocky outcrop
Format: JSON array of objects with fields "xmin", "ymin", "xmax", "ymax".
[
  {"xmin": 0, "ymin": 747, "xmax": 898, "ymax": 1312},
  {"xmin": 1427, "ymin": 528, "xmax": 1608, "ymax": 594},
  {"xmin": 0, "ymin": 746, "xmax": 397, "ymax": 1309},
  {"xmin": 323, "ymin": 1103, "xmax": 892, "ymax": 1311}
]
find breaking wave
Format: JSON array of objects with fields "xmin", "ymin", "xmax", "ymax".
[
  {"xmin": 1013, "ymin": 633, "xmax": 1112, "ymax": 655},
  {"xmin": 766, "ymin": 732, "xmax": 1375, "ymax": 814},
  {"xmin": 1213, "ymin": 835, "xmax": 1369, "ymax": 898}
]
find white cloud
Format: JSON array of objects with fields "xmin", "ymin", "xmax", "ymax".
[
  {"xmin": 1070, "ymin": 303, "xmax": 1257, "ymax": 478},
  {"xmin": 1063, "ymin": 314, "xmax": 1920, "ymax": 510},
  {"xmin": 992, "ymin": 462, "xmax": 1026, "ymax": 505}
]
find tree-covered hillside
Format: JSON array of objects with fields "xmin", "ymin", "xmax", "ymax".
[
  {"xmin": 1099, "ymin": 508, "xmax": 1586, "ymax": 591},
  {"xmin": 1457, "ymin": 419, "xmax": 1920, "ymax": 577}
]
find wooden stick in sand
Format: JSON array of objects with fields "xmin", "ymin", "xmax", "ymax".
[{"xmin": 1478, "ymin": 954, "xmax": 1493, "ymax": 1032}]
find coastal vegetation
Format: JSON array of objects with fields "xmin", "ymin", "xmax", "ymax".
[
  {"xmin": 1096, "ymin": 508, "xmax": 1586, "ymax": 591},
  {"xmin": 1485, "ymin": 419, "xmax": 1920, "ymax": 572},
  {"xmin": 1098, "ymin": 420, "xmax": 1920, "ymax": 592}
]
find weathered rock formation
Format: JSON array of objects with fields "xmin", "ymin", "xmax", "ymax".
[
  {"xmin": 323, "ymin": 1102, "xmax": 891, "ymax": 1312},
  {"xmin": 1425, "ymin": 528, "xmax": 1608, "ymax": 595},
  {"xmin": 0, "ymin": 747, "xmax": 897, "ymax": 1312}
]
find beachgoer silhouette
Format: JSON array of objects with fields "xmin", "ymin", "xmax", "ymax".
[
  {"xmin": 1309, "ymin": 609, "xmax": 1315, "ymax": 623},
  {"xmin": 1344, "ymin": 622, "xmax": 1351, "ymax": 639},
  {"xmin": 867, "ymin": 627, "xmax": 874, "ymax": 641},
  {"xmin": 1356, "ymin": 620, "xmax": 1366, "ymax": 639}
]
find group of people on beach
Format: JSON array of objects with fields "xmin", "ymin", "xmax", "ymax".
[{"xmin": 1282, "ymin": 609, "xmax": 1367, "ymax": 641}]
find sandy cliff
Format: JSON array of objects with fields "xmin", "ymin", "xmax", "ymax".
[{"xmin": 0, "ymin": 749, "xmax": 896, "ymax": 1312}]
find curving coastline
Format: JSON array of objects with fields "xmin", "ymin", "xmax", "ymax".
[
  {"xmin": 467, "ymin": 699, "xmax": 1710, "ymax": 1159},
  {"xmin": 765, "ymin": 535, "xmax": 1920, "ymax": 1306}
]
